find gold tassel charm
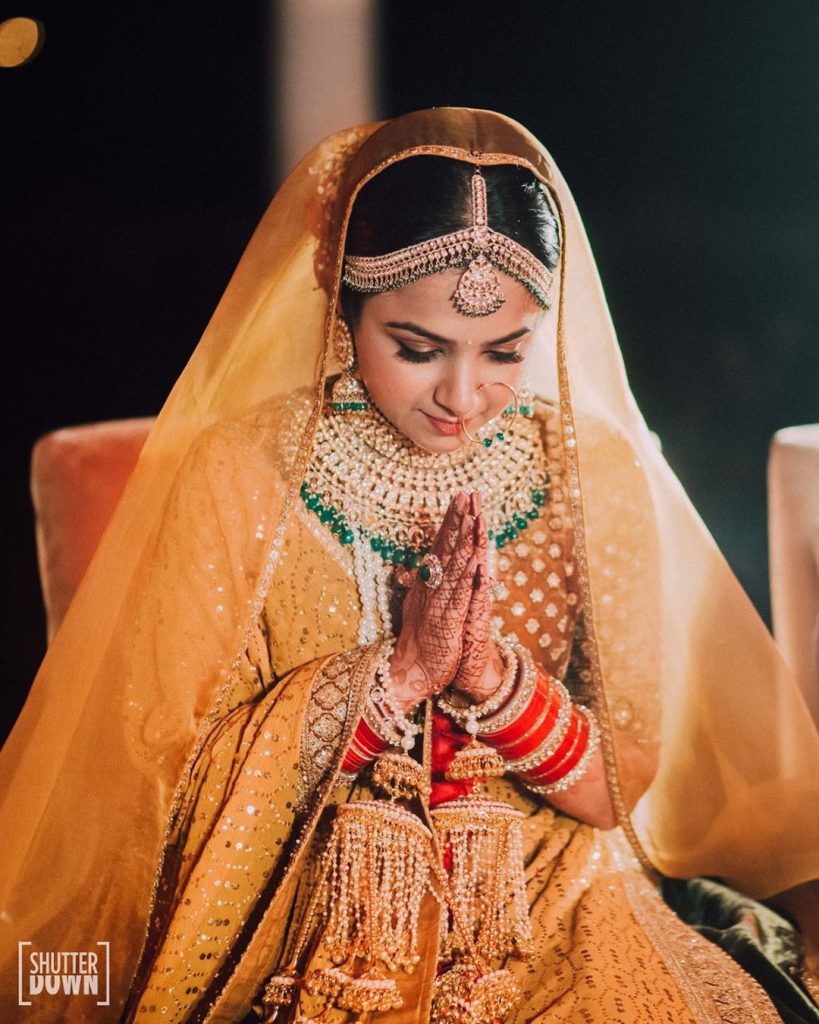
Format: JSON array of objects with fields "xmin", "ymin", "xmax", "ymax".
[
  {"xmin": 307, "ymin": 964, "xmax": 404, "ymax": 1012},
  {"xmin": 445, "ymin": 738, "xmax": 506, "ymax": 782},
  {"xmin": 372, "ymin": 749, "xmax": 432, "ymax": 800},
  {"xmin": 257, "ymin": 968, "xmax": 300, "ymax": 1021},
  {"xmin": 315, "ymin": 801, "xmax": 436, "ymax": 972}
]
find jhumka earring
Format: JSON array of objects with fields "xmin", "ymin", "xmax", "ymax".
[
  {"xmin": 460, "ymin": 381, "xmax": 518, "ymax": 449},
  {"xmin": 517, "ymin": 377, "xmax": 535, "ymax": 418},
  {"xmin": 330, "ymin": 315, "xmax": 369, "ymax": 413}
]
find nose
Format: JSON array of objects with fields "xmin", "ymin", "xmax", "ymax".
[{"xmin": 432, "ymin": 359, "xmax": 481, "ymax": 420}]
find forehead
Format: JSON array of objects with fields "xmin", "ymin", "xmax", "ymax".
[{"xmin": 360, "ymin": 269, "xmax": 542, "ymax": 339}]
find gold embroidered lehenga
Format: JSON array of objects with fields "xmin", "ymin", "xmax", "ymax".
[{"xmin": 2, "ymin": 109, "xmax": 819, "ymax": 1024}]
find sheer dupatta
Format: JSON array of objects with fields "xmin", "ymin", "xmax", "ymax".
[{"xmin": 2, "ymin": 107, "xmax": 818, "ymax": 1022}]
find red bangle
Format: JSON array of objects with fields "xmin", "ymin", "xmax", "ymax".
[
  {"xmin": 522, "ymin": 712, "xmax": 581, "ymax": 782},
  {"xmin": 495, "ymin": 691, "xmax": 562, "ymax": 760},
  {"xmin": 481, "ymin": 666, "xmax": 554, "ymax": 746},
  {"xmin": 528, "ymin": 715, "xmax": 589, "ymax": 786},
  {"xmin": 550, "ymin": 714, "xmax": 591, "ymax": 778},
  {"xmin": 484, "ymin": 687, "xmax": 548, "ymax": 747},
  {"xmin": 560, "ymin": 716, "xmax": 591, "ymax": 776},
  {"xmin": 341, "ymin": 715, "xmax": 388, "ymax": 773},
  {"xmin": 524, "ymin": 711, "xmax": 590, "ymax": 784}
]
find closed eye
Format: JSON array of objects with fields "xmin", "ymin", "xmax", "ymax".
[
  {"xmin": 489, "ymin": 350, "xmax": 524, "ymax": 364},
  {"xmin": 395, "ymin": 343, "xmax": 440, "ymax": 363},
  {"xmin": 394, "ymin": 342, "xmax": 524, "ymax": 365}
]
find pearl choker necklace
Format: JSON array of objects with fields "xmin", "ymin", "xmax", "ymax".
[{"xmin": 300, "ymin": 402, "xmax": 550, "ymax": 566}]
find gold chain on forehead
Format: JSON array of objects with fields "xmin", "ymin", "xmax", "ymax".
[{"xmin": 342, "ymin": 168, "xmax": 554, "ymax": 317}]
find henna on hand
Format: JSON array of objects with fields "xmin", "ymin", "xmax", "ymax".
[
  {"xmin": 390, "ymin": 492, "xmax": 475, "ymax": 707},
  {"xmin": 454, "ymin": 498, "xmax": 504, "ymax": 701}
]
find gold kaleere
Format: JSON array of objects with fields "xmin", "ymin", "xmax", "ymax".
[
  {"xmin": 431, "ymin": 642, "xmax": 535, "ymax": 1024},
  {"xmin": 262, "ymin": 644, "xmax": 442, "ymax": 1021},
  {"xmin": 431, "ymin": 959, "xmax": 522, "ymax": 1024},
  {"xmin": 432, "ymin": 795, "xmax": 533, "ymax": 965},
  {"xmin": 261, "ymin": 799, "xmax": 440, "ymax": 1020}
]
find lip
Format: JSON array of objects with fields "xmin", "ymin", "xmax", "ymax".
[{"xmin": 424, "ymin": 412, "xmax": 463, "ymax": 436}]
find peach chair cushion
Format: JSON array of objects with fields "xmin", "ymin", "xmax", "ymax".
[
  {"xmin": 30, "ymin": 417, "xmax": 155, "ymax": 640},
  {"xmin": 768, "ymin": 424, "xmax": 819, "ymax": 725}
]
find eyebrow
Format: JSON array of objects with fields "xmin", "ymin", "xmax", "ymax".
[{"xmin": 385, "ymin": 321, "xmax": 531, "ymax": 347}]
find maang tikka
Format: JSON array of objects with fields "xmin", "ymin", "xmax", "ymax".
[
  {"xmin": 330, "ymin": 315, "xmax": 369, "ymax": 413},
  {"xmin": 343, "ymin": 167, "xmax": 554, "ymax": 317}
]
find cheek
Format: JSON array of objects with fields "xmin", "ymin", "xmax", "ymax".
[{"xmin": 483, "ymin": 362, "xmax": 526, "ymax": 415}]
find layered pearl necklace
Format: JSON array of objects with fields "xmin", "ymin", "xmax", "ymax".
[{"xmin": 299, "ymin": 403, "xmax": 550, "ymax": 644}]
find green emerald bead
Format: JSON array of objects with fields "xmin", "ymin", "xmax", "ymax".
[
  {"xmin": 331, "ymin": 521, "xmax": 342, "ymax": 534},
  {"xmin": 306, "ymin": 495, "xmax": 320, "ymax": 511},
  {"xmin": 392, "ymin": 547, "xmax": 405, "ymax": 565},
  {"xmin": 419, "ymin": 563, "xmax": 431, "ymax": 581},
  {"xmin": 506, "ymin": 526, "xmax": 518, "ymax": 541},
  {"xmin": 406, "ymin": 550, "xmax": 422, "ymax": 568},
  {"xmin": 532, "ymin": 490, "xmax": 545, "ymax": 506},
  {"xmin": 495, "ymin": 534, "xmax": 507, "ymax": 548},
  {"xmin": 381, "ymin": 543, "xmax": 395, "ymax": 558},
  {"xmin": 515, "ymin": 515, "xmax": 528, "ymax": 530},
  {"xmin": 487, "ymin": 528, "xmax": 495, "ymax": 540},
  {"xmin": 503, "ymin": 404, "xmax": 515, "ymax": 415},
  {"xmin": 341, "ymin": 529, "xmax": 355, "ymax": 545},
  {"xmin": 482, "ymin": 437, "xmax": 493, "ymax": 449},
  {"xmin": 299, "ymin": 482, "xmax": 308, "ymax": 497},
  {"xmin": 496, "ymin": 431, "xmax": 505, "ymax": 442},
  {"xmin": 319, "ymin": 508, "xmax": 333, "ymax": 523},
  {"xmin": 526, "ymin": 508, "xmax": 538, "ymax": 520},
  {"xmin": 370, "ymin": 536, "xmax": 383, "ymax": 551}
]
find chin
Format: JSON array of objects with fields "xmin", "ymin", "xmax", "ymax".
[{"xmin": 413, "ymin": 431, "xmax": 468, "ymax": 454}]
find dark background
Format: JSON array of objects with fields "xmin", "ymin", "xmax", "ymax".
[{"xmin": 3, "ymin": 1, "xmax": 818, "ymax": 741}]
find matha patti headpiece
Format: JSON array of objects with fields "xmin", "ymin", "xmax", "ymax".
[{"xmin": 343, "ymin": 167, "xmax": 555, "ymax": 317}]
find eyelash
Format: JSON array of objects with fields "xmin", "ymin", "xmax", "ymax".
[{"xmin": 395, "ymin": 343, "xmax": 524, "ymax": 365}]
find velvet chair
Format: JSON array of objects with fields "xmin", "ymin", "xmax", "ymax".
[{"xmin": 30, "ymin": 417, "xmax": 155, "ymax": 640}]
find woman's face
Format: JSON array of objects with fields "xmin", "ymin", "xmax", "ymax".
[{"xmin": 352, "ymin": 269, "xmax": 543, "ymax": 453}]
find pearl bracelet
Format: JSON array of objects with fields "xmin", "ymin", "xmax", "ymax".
[
  {"xmin": 436, "ymin": 635, "xmax": 519, "ymax": 735},
  {"xmin": 371, "ymin": 640, "xmax": 421, "ymax": 752}
]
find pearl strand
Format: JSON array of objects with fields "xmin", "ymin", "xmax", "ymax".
[
  {"xmin": 354, "ymin": 530, "xmax": 379, "ymax": 645},
  {"xmin": 354, "ymin": 528, "xmax": 394, "ymax": 645},
  {"xmin": 375, "ymin": 556, "xmax": 392, "ymax": 638}
]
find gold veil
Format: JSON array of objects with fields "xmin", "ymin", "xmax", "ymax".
[{"xmin": 2, "ymin": 107, "xmax": 819, "ymax": 1020}]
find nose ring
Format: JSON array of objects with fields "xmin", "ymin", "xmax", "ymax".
[{"xmin": 459, "ymin": 382, "xmax": 519, "ymax": 445}]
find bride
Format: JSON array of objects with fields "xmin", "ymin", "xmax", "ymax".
[{"xmin": 2, "ymin": 108, "xmax": 819, "ymax": 1024}]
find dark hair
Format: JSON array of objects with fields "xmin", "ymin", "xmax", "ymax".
[{"xmin": 341, "ymin": 157, "xmax": 560, "ymax": 322}]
